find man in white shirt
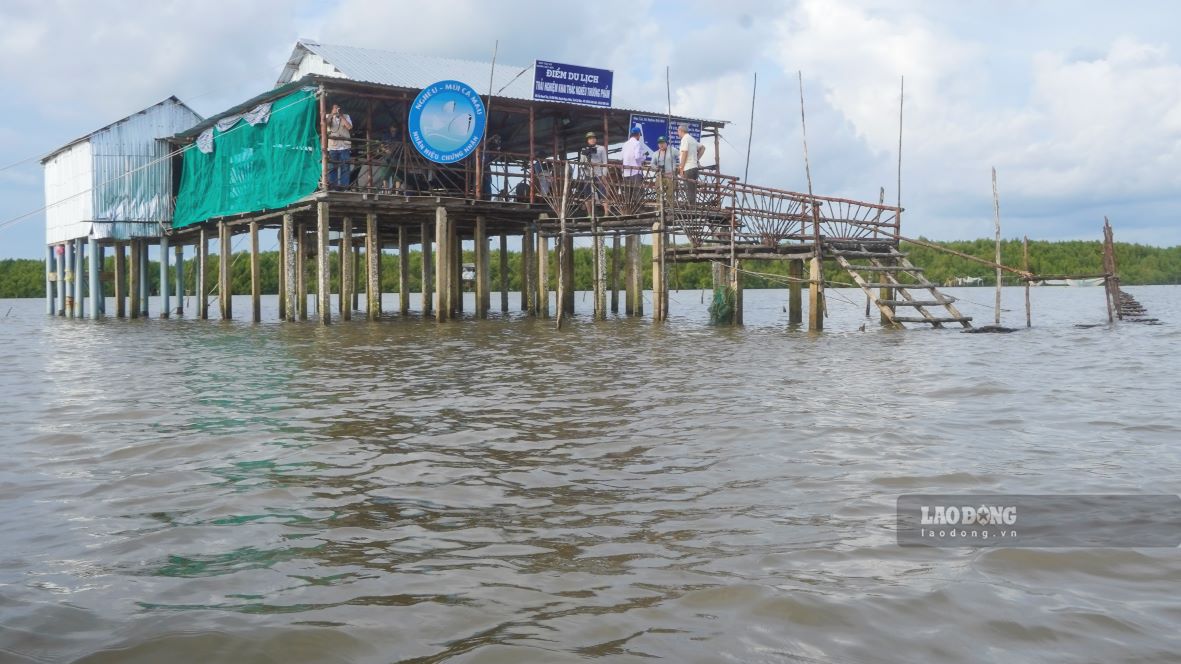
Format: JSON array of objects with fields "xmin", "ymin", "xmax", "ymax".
[
  {"xmin": 677, "ymin": 124, "xmax": 705, "ymax": 205},
  {"xmin": 620, "ymin": 125, "xmax": 650, "ymax": 205}
]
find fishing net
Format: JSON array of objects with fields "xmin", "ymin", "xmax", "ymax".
[
  {"xmin": 173, "ymin": 88, "xmax": 320, "ymax": 228},
  {"xmin": 708, "ymin": 286, "xmax": 735, "ymax": 324}
]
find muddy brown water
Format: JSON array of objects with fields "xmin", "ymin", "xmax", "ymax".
[{"xmin": 1, "ymin": 287, "xmax": 1178, "ymax": 663}]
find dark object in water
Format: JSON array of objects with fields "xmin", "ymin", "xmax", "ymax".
[{"xmin": 962, "ymin": 324, "xmax": 1017, "ymax": 334}]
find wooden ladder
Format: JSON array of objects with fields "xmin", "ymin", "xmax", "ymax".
[{"xmin": 830, "ymin": 243, "xmax": 973, "ymax": 329}]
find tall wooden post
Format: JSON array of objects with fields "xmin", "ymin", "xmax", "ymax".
[
  {"xmin": 625, "ymin": 235, "xmax": 639, "ymax": 316},
  {"xmin": 610, "ymin": 234, "xmax": 620, "ymax": 313},
  {"xmin": 560, "ymin": 233, "xmax": 575, "ymax": 316},
  {"xmin": 88, "ymin": 238, "xmax": 100, "ymax": 319},
  {"xmin": 396, "ymin": 223, "xmax": 409, "ymax": 316},
  {"xmin": 434, "ymin": 207, "xmax": 449, "ymax": 321},
  {"xmin": 499, "ymin": 233, "xmax": 509, "ymax": 312},
  {"xmin": 788, "ymin": 259, "xmax": 803, "ymax": 324},
  {"xmin": 421, "ymin": 220, "xmax": 433, "ymax": 316},
  {"xmin": 158, "ymin": 236, "xmax": 169, "ymax": 319},
  {"xmin": 731, "ymin": 260, "xmax": 743, "ymax": 326},
  {"xmin": 1023, "ymin": 235, "xmax": 1031, "ymax": 328},
  {"xmin": 296, "ymin": 222, "xmax": 308, "ymax": 320},
  {"xmin": 249, "ymin": 220, "xmax": 261, "ymax": 322},
  {"xmin": 340, "ymin": 216, "xmax": 353, "ymax": 321},
  {"xmin": 370, "ymin": 214, "xmax": 384, "ymax": 319},
  {"xmin": 138, "ymin": 241, "xmax": 149, "ymax": 317},
  {"xmin": 592, "ymin": 223, "xmax": 606, "ymax": 320},
  {"xmin": 537, "ymin": 231, "xmax": 549, "ymax": 318},
  {"xmin": 352, "ymin": 243, "xmax": 360, "ymax": 312},
  {"xmin": 808, "ymin": 256, "xmax": 824, "ymax": 331},
  {"xmin": 112, "ymin": 242, "xmax": 125, "ymax": 316},
  {"xmin": 197, "ymin": 229, "xmax": 208, "ymax": 319},
  {"xmin": 521, "ymin": 224, "xmax": 533, "ymax": 312},
  {"xmin": 475, "ymin": 215, "xmax": 489, "ymax": 318},
  {"xmin": 128, "ymin": 239, "xmax": 140, "ymax": 319},
  {"xmin": 283, "ymin": 214, "xmax": 297, "ymax": 322},
  {"xmin": 277, "ymin": 228, "xmax": 287, "ymax": 321},
  {"xmin": 173, "ymin": 243, "xmax": 183, "ymax": 317},
  {"xmin": 219, "ymin": 222, "xmax": 232, "ymax": 321},
  {"xmin": 317, "ymin": 202, "xmax": 331, "ymax": 324},
  {"xmin": 452, "ymin": 227, "xmax": 463, "ymax": 315}
]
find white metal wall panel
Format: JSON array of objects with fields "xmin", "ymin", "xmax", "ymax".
[{"xmin": 43, "ymin": 140, "xmax": 93, "ymax": 244}]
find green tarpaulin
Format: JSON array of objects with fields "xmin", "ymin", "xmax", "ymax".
[{"xmin": 173, "ymin": 89, "xmax": 320, "ymax": 228}]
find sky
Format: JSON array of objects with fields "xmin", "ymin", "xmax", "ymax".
[{"xmin": 2, "ymin": 0, "xmax": 1181, "ymax": 258}]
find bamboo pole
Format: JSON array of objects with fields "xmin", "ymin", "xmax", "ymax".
[
  {"xmin": 249, "ymin": 221, "xmax": 260, "ymax": 322},
  {"xmin": 341, "ymin": 216, "xmax": 353, "ymax": 321},
  {"xmin": 1023, "ymin": 234, "xmax": 1031, "ymax": 328},
  {"xmin": 991, "ymin": 167, "xmax": 1002, "ymax": 326},
  {"xmin": 317, "ymin": 202, "xmax": 331, "ymax": 324}
]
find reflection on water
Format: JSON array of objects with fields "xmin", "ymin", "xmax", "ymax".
[{"xmin": 0, "ymin": 287, "xmax": 1179, "ymax": 663}]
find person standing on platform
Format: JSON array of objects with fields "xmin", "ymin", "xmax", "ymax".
[
  {"xmin": 677, "ymin": 124, "xmax": 704, "ymax": 205},
  {"xmin": 580, "ymin": 131, "xmax": 609, "ymax": 217},
  {"xmin": 325, "ymin": 104, "xmax": 353, "ymax": 189},
  {"xmin": 651, "ymin": 135, "xmax": 678, "ymax": 208},
  {"xmin": 620, "ymin": 125, "xmax": 650, "ymax": 207}
]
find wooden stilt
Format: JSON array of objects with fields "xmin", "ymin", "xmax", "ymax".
[
  {"xmin": 808, "ymin": 255, "xmax": 824, "ymax": 331},
  {"xmin": 138, "ymin": 241, "xmax": 149, "ymax": 318},
  {"xmin": 129, "ymin": 239, "xmax": 140, "ymax": 319},
  {"xmin": 369, "ymin": 213, "xmax": 383, "ymax": 319},
  {"xmin": 499, "ymin": 233, "xmax": 509, "ymax": 312},
  {"xmin": 475, "ymin": 215, "xmax": 489, "ymax": 318},
  {"xmin": 341, "ymin": 216, "xmax": 353, "ymax": 321},
  {"xmin": 158, "ymin": 236, "xmax": 169, "ymax": 319},
  {"xmin": 249, "ymin": 220, "xmax": 261, "ymax": 322},
  {"xmin": 732, "ymin": 259, "xmax": 743, "ymax": 326},
  {"xmin": 173, "ymin": 243, "xmax": 182, "ymax": 317},
  {"xmin": 219, "ymin": 222, "xmax": 232, "ymax": 321},
  {"xmin": 296, "ymin": 222, "xmax": 308, "ymax": 320},
  {"xmin": 45, "ymin": 245, "xmax": 55, "ymax": 316},
  {"xmin": 421, "ymin": 220, "xmax": 433, "ymax": 316},
  {"xmin": 537, "ymin": 231, "xmax": 549, "ymax": 318},
  {"xmin": 560, "ymin": 233, "xmax": 575, "ymax": 316},
  {"xmin": 624, "ymin": 235, "xmax": 637, "ymax": 316},
  {"xmin": 1023, "ymin": 235, "xmax": 1031, "ymax": 328},
  {"xmin": 592, "ymin": 223, "xmax": 606, "ymax": 320},
  {"xmin": 73, "ymin": 239, "xmax": 84, "ymax": 319},
  {"xmin": 113, "ymin": 242, "xmax": 126, "ymax": 318},
  {"xmin": 788, "ymin": 259, "xmax": 802, "ymax": 324},
  {"xmin": 521, "ymin": 224, "xmax": 533, "ymax": 312},
  {"xmin": 434, "ymin": 207, "xmax": 449, "ymax": 321},
  {"xmin": 610, "ymin": 234, "xmax": 620, "ymax": 313},
  {"xmin": 277, "ymin": 228, "xmax": 287, "ymax": 321},
  {"xmin": 450, "ymin": 224, "xmax": 462, "ymax": 315},
  {"xmin": 283, "ymin": 214, "xmax": 297, "ymax": 322},
  {"xmin": 317, "ymin": 202, "xmax": 331, "ymax": 324},
  {"xmin": 197, "ymin": 229, "xmax": 208, "ymax": 319},
  {"xmin": 352, "ymin": 242, "xmax": 360, "ymax": 312},
  {"xmin": 396, "ymin": 222, "xmax": 408, "ymax": 316},
  {"xmin": 88, "ymin": 238, "xmax": 100, "ymax": 319}
]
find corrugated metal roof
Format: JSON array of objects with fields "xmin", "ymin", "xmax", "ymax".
[
  {"xmin": 279, "ymin": 41, "xmax": 537, "ymax": 101},
  {"xmin": 276, "ymin": 40, "xmax": 725, "ymax": 125},
  {"xmin": 41, "ymin": 96, "xmax": 203, "ymax": 163}
]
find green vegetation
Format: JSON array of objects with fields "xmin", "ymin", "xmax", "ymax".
[{"xmin": 4, "ymin": 238, "xmax": 1180, "ymax": 298}]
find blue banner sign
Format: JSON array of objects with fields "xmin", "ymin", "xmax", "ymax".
[
  {"xmin": 408, "ymin": 80, "xmax": 487, "ymax": 164},
  {"xmin": 628, "ymin": 114, "xmax": 702, "ymax": 154},
  {"xmin": 534, "ymin": 60, "xmax": 613, "ymax": 108}
]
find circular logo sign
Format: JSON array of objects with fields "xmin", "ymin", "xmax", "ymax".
[{"xmin": 407, "ymin": 80, "xmax": 487, "ymax": 164}]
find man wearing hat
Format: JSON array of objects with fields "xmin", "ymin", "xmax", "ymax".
[
  {"xmin": 579, "ymin": 131, "xmax": 609, "ymax": 217},
  {"xmin": 651, "ymin": 135, "xmax": 678, "ymax": 208},
  {"xmin": 620, "ymin": 125, "xmax": 651, "ymax": 206}
]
